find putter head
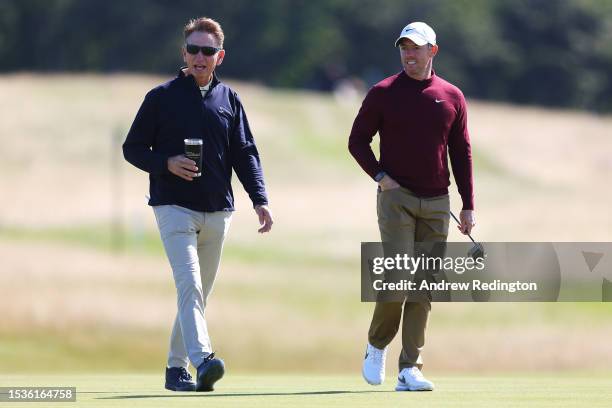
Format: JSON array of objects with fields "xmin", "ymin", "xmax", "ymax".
[{"xmin": 468, "ymin": 242, "xmax": 485, "ymax": 260}]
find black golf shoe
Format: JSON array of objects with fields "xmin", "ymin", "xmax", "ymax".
[
  {"xmin": 196, "ymin": 353, "xmax": 225, "ymax": 392},
  {"xmin": 165, "ymin": 366, "xmax": 196, "ymax": 391}
]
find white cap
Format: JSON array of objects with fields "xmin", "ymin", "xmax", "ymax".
[{"xmin": 394, "ymin": 22, "xmax": 436, "ymax": 47}]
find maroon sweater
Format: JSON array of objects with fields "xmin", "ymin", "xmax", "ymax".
[{"xmin": 349, "ymin": 70, "xmax": 474, "ymax": 210}]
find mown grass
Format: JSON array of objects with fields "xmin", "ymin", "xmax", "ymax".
[{"xmin": 1, "ymin": 373, "xmax": 612, "ymax": 408}]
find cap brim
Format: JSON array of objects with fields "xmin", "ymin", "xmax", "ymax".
[{"xmin": 394, "ymin": 34, "xmax": 428, "ymax": 47}]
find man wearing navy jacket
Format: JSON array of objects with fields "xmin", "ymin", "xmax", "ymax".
[
  {"xmin": 123, "ymin": 17, "xmax": 273, "ymax": 392},
  {"xmin": 349, "ymin": 22, "xmax": 475, "ymax": 391}
]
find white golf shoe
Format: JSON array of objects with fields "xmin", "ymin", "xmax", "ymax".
[
  {"xmin": 395, "ymin": 366, "xmax": 434, "ymax": 391},
  {"xmin": 361, "ymin": 343, "xmax": 387, "ymax": 385}
]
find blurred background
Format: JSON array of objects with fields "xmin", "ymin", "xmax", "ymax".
[{"xmin": 1, "ymin": 0, "xmax": 611, "ymax": 375}]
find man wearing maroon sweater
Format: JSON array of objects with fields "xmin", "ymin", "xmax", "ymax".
[{"xmin": 349, "ymin": 22, "xmax": 475, "ymax": 391}]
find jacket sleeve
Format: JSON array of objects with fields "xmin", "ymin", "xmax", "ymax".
[
  {"xmin": 348, "ymin": 86, "xmax": 383, "ymax": 179},
  {"xmin": 229, "ymin": 93, "xmax": 268, "ymax": 206},
  {"xmin": 448, "ymin": 92, "xmax": 474, "ymax": 210},
  {"xmin": 122, "ymin": 90, "xmax": 170, "ymax": 175}
]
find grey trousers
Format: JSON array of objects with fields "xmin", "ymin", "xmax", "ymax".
[
  {"xmin": 153, "ymin": 205, "xmax": 232, "ymax": 369},
  {"xmin": 369, "ymin": 187, "xmax": 450, "ymax": 370}
]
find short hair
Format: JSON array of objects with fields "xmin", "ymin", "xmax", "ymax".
[{"xmin": 183, "ymin": 17, "xmax": 224, "ymax": 48}]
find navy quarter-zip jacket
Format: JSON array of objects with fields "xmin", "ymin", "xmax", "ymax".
[{"xmin": 123, "ymin": 69, "xmax": 268, "ymax": 212}]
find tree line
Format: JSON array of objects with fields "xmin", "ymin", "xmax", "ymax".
[{"xmin": 2, "ymin": 0, "xmax": 611, "ymax": 111}]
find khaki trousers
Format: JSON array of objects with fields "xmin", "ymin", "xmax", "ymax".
[{"xmin": 368, "ymin": 187, "xmax": 449, "ymax": 370}]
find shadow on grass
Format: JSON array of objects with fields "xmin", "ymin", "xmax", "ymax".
[{"xmin": 95, "ymin": 390, "xmax": 392, "ymax": 399}]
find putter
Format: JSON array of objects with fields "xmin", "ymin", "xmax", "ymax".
[{"xmin": 450, "ymin": 211, "xmax": 485, "ymax": 259}]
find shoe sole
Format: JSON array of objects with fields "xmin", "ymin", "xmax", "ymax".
[
  {"xmin": 165, "ymin": 383, "xmax": 196, "ymax": 392},
  {"xmin": 395, "ymin": 384, "xmax": 434, "ymax": 391},
  {"xmin": 196, "ymin": 360, "xmax": 225, "ymax": 392}
]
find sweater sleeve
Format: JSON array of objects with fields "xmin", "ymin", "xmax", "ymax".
[
  {"xmin": 348, "ymin": 87, "xmax": 383, "ymax": 179},
  {"xmin": 448, "ymin": 93, "xmax": 474, "ymax": 210},
  {"xmin": 122, "ymin": 90, "xmax": 170, "ymax": 175},
  {"xmin": 229, "ymin": 93, "xmax": 268, "ymax": 207}
]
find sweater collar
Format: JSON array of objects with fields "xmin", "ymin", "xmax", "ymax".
[{"xmin": 399, "ymin": 69, "xmax": 436, "ymax": 86}]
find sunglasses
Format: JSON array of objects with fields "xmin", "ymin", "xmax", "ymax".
[{"xmin": 185, "ymin": 44, "xmax": 222, "ymax": 56}]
